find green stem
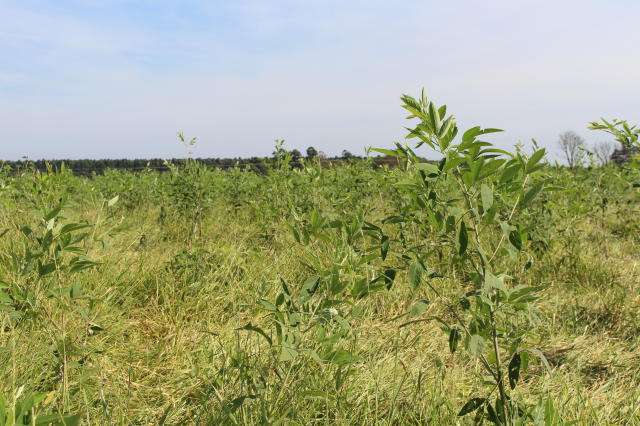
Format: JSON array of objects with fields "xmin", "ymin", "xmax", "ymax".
[
  {"xmin": 491, "ymin": 309, "xmax": 509, "ymax": 423},
  {"xmin": 488, "ymin": 175, "xmax": 529, "ymax": 265}
]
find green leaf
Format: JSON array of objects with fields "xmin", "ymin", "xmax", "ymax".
[
  {"xmin": 300, "ymin": 276, "xmax": 320, "ymax": 301},
  {"xmin": 329, "ymin": 349, "xmax": 360, "ymax": 366},
  {"xmin": 437, "ymin": 104, "xmax": 447, "ymax": 119},
  {"xmin": 44, "ymin": 204, "xmax": 63, "ymax": 221},
  {"xmin": 71, "ymin": 281, "xmax": 83, "ymax": 299},
  {"xmin": 479, "ymin": 158, "xmax": 506, "ymax": 179},
  {"xmin": 287, "ymin": 223, "xmax": 301, "ymax": 243},
  {"xmin": 508, "ymin": 285, "xmax": 542, "ymax": 303},
  {"xmin": 414, "ymin": 162, "xmax": 439, "ymax": 175},
  {"xmin": 468, "ymin": 335, "xmax": 485, "ymax": 357},
  {"xmin": 459, "ymin": 297, "xmax": 471, "ymax": 310},
  {"xmin": 456, "ymin": 221, "xmax": 468, "ymax": 256},
  {"xmin": 69, "ymin": 259, "xmax": 100, "ymax": 273},
  {"xmin": 370, "ymin": 148, "xmax": 399, "ymax": 157},
  {"xmin": 408, "ymin": 262, "xmax": 423, "ymax": 290},
  {"xmin": 350, "ymin": 278, "xmax": 369, "ymax": 298},
  {"xmin": 382, "ymin": 268, "xmax": 396, "ymax": 290},
  {"xmin": 462, "ymin": 126, "xmax": 481, "ymax": 145},
  {"xmin": 409, "ymin": 299, "xmax": 430, "ymax": 317},
  {"xmin": 486, "ymin": 402, "xmax": 499, "ymax": 423},
  {"xmin": 357, "ymin": 253, "xmax": 379, "ymax": 266},
  {"xmin": 280, "ymin": 345, "xmax": 298, "ymax": 361},
  {"xmin": 480, "ymin": 184, "xmax": 493, "ymax": 210},
  {"xmin": 59, "ymin": 223, "xmax": 92, "ymax": 234},
  {"xmin": 482, "ymin": 128, "xmax": 503, "ymax": 135},
  {"xmin": 394, "ymin": 179, "xmax": 418, "ymax": 188},
  {"xmin": 484, "ymin": 271, "xmax": 507, "ymax": 296},
  {"xmin": 500, "ymin": 164, "xmax": 521, "ymax": 184},
  {"xmin": 257, "ymin": 299, "xmax": 278, "ymax": 312},
  {"xmin": 442, "ymin": 156, "xmax": 466, "ymax": 172},
  {"xmin": 525, "ymin": 149, "xmax": 546, "ymax": 173},
  {"xmin": 462, "ymin": 127, "xmax": 503, "ymax": 146},
  {"xmin": 524, "ymin": 348, "xmax": 551, "ymax": 371},
  {"xmin": 509, "ymin": 229, "xmax": 522, "ymax": 250},
  {"xmin": 369, "ymin": 269, "xmax": 396, "ymax": 292},
  {"xmin": 38, "ymin": 263, "xmax": 56, "ymax": 277},
  {"xmin": 480, "ymin": 148, "xmax": 511, "ymax": 157},
  {"xmin": 228, "ymin": 395, "xmax": 258, "ymax": 412},
  {"xmin": 382, "ymin": 215, "xmax": 405, "ymax": 224},
  {"xmin": 508, "ymin": 352, "xmax": 521, "ymax": 389},
  {"xmin": 458, "ymin": 397, "xmax": 486, "ymax": 416},
  {"xmin": 521, "ymin": 181, "xmax": 544, "ymax": 207},
  {"xmin": 467, "ymin": 157, "xmax": 483, "ymax": 185},
  {"xmin": 449, "ymin": 328, "xmax": 461, "ymax": 353},
  {"xmin": 428, "ymin": 101, "xmax": 441, "ymax": 135},
  {"xmin": 237, "ymin": 323, "xmax": 272, "ymax": 346},
  {"xmin": 438, "ymin": 116, "xmax": 454, "ymax": 141},
  {"xmin": 380, "ymin": 235, "xmax": 390, "ymax": 260}
]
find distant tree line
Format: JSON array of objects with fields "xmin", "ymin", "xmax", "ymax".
[
  {"xmin": 0, "ymin": 157, "xmax": 275, "ymax": 174},
  {"xmin": 0, "ymin": 146, "xmax": 401, "ymax": 175}
]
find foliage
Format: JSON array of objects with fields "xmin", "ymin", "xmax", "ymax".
[
  {"xmin": 588, "ymin": 118, "xmax": 639, "ymax": 150},
  {"xmin": 370, "ymin": 90, "xmax": 551, "ymax": 423}
]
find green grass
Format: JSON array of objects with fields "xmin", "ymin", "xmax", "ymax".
[{"xmin": 0, "ymin": 160, "xmax": 638, "ymax": 424}]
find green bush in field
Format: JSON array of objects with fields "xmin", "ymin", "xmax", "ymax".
[
  {"xmin": 165, "ymin": 133, "xmax": 212, "ymax": 241},
  {"xmin": 0, "ymin": 198, "xmax": 118, "ymax": 422},
  {"xmin": 380, "ymin": 91, "xmax": 555, "ymax": 423}
]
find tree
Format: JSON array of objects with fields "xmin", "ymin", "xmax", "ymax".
[
  {"xmin": 306, "ymin": 146, "xmax": 318, "ymax": 159},
  {"xmin": 341, "ymin": 150, "xmax": 354, "ymax": 159},
  {"xmin": 558, "ymin": 131, "xmax": 585, "ymax": 168},
  {"xmin": 593, "ymin": 141, "xmax": 614, "ymax": 166},
  {"xmin": 290, "ymin": 149, "xmax": 302, "ymax": 160}
]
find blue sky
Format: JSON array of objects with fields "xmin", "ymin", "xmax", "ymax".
[{"xmin": 1, "ymin": 0, "xmax": 639, "ymax": 160}]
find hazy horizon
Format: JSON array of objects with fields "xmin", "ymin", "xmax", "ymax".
[{"xmin": 2, "ymin": 1, "xmax": 639, "ymax": 162}]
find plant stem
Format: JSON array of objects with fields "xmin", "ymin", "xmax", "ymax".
[{"xmin": 490, "ymin": 309, "xmax": 509, "ymax": 423}]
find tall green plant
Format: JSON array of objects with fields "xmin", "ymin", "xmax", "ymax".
[
  {"xmin": 0, "ymin": 205, "xmax": 94, "ymax": 414},
  {"xmin": 373, "ymin": 90, "xmax": 551, "ymax": 423},
  {"xmin": 165, "ymin": 132, "xmax": 210, "ymax": 240}
]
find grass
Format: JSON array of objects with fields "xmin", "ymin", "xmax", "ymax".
[{"xmin": 0, "ymin": 161, "xmax": 638, "ymax": 424}]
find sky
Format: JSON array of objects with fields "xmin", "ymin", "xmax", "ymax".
[{"xmin": 1, "ymin": 0, "xmax": 639, "ymax": 161}]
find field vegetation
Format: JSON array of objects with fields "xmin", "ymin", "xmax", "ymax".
[{"xmin": 0, "ymin": 93, "xmax": 639, "ymax": 424}]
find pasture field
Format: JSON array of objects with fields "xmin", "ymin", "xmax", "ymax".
[{"xmin": 1, "ymin": 96, "xmax": 639, "ymax": 424}]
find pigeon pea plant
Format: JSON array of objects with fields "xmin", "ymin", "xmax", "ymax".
[
  {"xmin": 0, "ymin": 198, "xmax": 115, "ymax": 409},
  {"xmin": 372, "ymin": 91, "xmax": 551, "ymax": 424},
  {"xmin": 589, "ymin": 118, "xmax": 639, "ymax": 151},
  {"xmin": 229, "ymin": 209, "xmax": 395, "ymax": 414},
  {"xmin": 589, "ymin": 118, "xmax": 640, "ymax": 178},
  {"xmin": 165, "ymin": 132, "xmax": 210, "ymax": 241},
  {"xmin": 0, "ymin": 202, "xmax": 101, "ymax": 322}
]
